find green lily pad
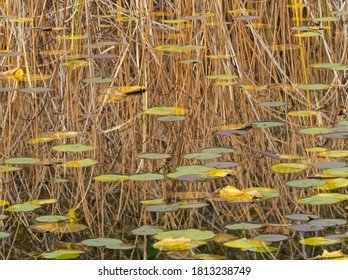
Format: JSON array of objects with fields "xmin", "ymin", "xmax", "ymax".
[
  {"xmin": 223, "ymin": 238, "xmax": 268, "ymax": 249},
  {"xmin": 207, "ymin": 74, "xmax": 239, "ymax": 80},
  {"xmin": 299, "ymin": 237, "xmax": 342, "ymax": 246},
  {"xmin": 153, "ymin": 238, "xmax": 206, "ymax": 251},
  {"xmin": 5, "ymin": 204, "xmax": 41, "ymax": 212},
  {"xmin": 253, "ymin": 234, "xmax": 288, "ymax": 242},
  {"xmin": 0, "ymin": 232, "xmax": 11, "ymax": 239},
  {"xmin": 306, "ymin": 147, "xmax": 328, "ymax": 153},
  {"xmin": 176, "ymin": 202, "xmax": 209, "ymax": 209},
  {"xmin": 338, "ymin": 121, "xmax": 348, "ymax": 126},
  {"xmin": 271, "ymin": 163, "xmax": 308, "ymax": 173},
  {"xmin": 286, "ymin": 179, "xmax": 325, "ymax": 188},
  {"xmin": 52, "ymin": 144, "xmax": 96, "ymax": 152},
  {"xmin": 82, "ymin": 238, "xmax": 133, "ymax": 249},
  {"xmin": 93, "ymin": 174, "xmax": 129, "ymax": 182},
  {"xmin": 201, "ymin": 147, "xmax": 234, "ymax": 154},
  {"xmin": 41, "ymin": 249, "xmax": 84, "ymax": 260},
  {"xmin": 64, "ymin": 159, "xmax": 98, "ymax": 168},
  {"xmin": 4, "ymin": 157, "xmax": 40, "ymax": 165},
  {"xmin": 324, "ymin": 167, "xmax": 348, "ymax": 177},
  {"xmin": 131, "ymin": 226, "xmax": 163, "ymax": 236},
  {"xmin": 129, "ymin": 173, "xmax": 164, "ymax": 181},
  {"xmin": 167, "ymin": 165, "xmax": 212, "ymax": 181},
  {"xmin": 25, "ymin": 198, "xmax": 58, "ymax": 205},
  {"xmin": 145, "ymin": 205, "xmax": 179, "ymax": 212},
  {"xmin": 243, "ymin": 187, "xmax": 280, "ymax": 199},
  {"xmin": 298, "ymin": 196, "xmax": 340, "ymax": 205},
  {"xmin": 0, "ymin": 165, "xmax": 22, "ymax": 172},
  {"xmin": 144, "ymin": 107, "xmax": 187, "ymax": 116},
  {"xmin": 292, "ymin": 224, "xmax": 325, "ymax": 232},
  {"xmin": 140, "ymin": 199, "xmax": 165, "ymax": 205},
  {"xmin": 299, "ymin": 127, "xmax": 334, "ymax": 135},
  {"xmin": 319, "ymin": 150, "xmax": 348, "ymax": 157},
  {"xmin": 297, "ymin": 84, "xmax": 330, "ymax": 90},
  {"xmin": 138, "ymin": 153, "xmax": 171, "ymax": 160},
  {"xmin": 30, "ymin": 223, "xmax": 87, "ymax": 233},
  {"xmin": 35, "ymin": 215, "xmax": 69, "ymax": 223},
  {"xmin": 184, "ymin": 152, "xmax": 222, "ymax": 160},
  {"xmin": 252, "ymin": 121, "xmax": 285, "ymax": 128},
  {"xmin": 310, "ymin": 63, "xmax": 342, "ymax": 69},
  {"xmin": 316, "ymin": 178, "xmax": 348, "ymax": 190},
  {"xmin": 205, "ymin": 161, "xmax": 238, "ymax": 168},
  {"xmin": 226, "ymin": 222, "xmax": 263, "ymax": 230},
  {"xmin": 314, "ymin": 162, "xmax": 347, "ymax": 169},
  {"xmin": 154, "ymin": 229, "xmax": 215, "ymax": 241},
  {"xmin": 309, "ymin": 219, "xmax": 346, "ymax": 227}
]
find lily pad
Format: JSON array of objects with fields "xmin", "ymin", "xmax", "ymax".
[
  {"xmin": 157, "ymin": 116, "xmax": 186, "ymax": 122},
  {"xmin": 4, "ymin": 157, "xmax": 40, "ymax": 165},
  {"xmin": 271, "ymin": 163, "xmax": 308, "ymax": 173},
  {"xmin": 145, "ymin": 205, "xmax": 179, "ymax": 212},
  {"xmin": 129, "ymin": 173, "xmax": 164, "ymax": 181},
  {"xmin": 297, "ymin": 84, "xmax": 330, "ymax": 90},
  {"xmin": 299, "ymin": 237, "xmax": 342, "ymax": 246},
  {"xmin": 35, "ymin": 215, "xmax": 69, "ymax": 223},
  {"xmin": 64, "ymin": 159, "xmax": 98, "ymax": 168},
  {"xmin": 259, "ymin": 101, "xmax": 286, "ymax": 107},
  {"xmin": 0, "ymin": 165, "xmax": 22, "ymax": 172},
  {"xmin": 31, "ymin": 223, "xmax": 87, "ymax": 233},
  {"xmin": 194, "ymin": 254, "xmax": 226, "ymax": 260},
  {"xmin": 154, "ymin": 229, "xmax": 215, "ymax": 241},
  {"xmin": 292, "ymin": 224, "xmax": 325, "ymax": 232},
  {"xmin": 0, "ymin": 214, "xmax": 9, "ymax": 220},
  {"xmin": 82, "ymin": 238, "xmax": 133, "ymax": 249},
  {"xmin": 184, "ymin": 152, "xmax": 222, "ymax": 160},
  {"xmin": 319, "ymin": 150, "xmax": 348, "ymax": 158},
  {"xmin": 176, "ymin": 202, "xmax": 209, "ymax": 209},
  {"xmin": 299, "ymin": 127, "xmax": 334, "ymax": 135},
  {"xmin": 324, "ymin": 167, "xmax": 348, "ymax": 177},
  {"xmin": 20, "ymin": 87, "xmax": 53, "ymax": 93},
  {"xmin": 144, "ymin": 107, "xmax": 187, "ymax": 116},
  {"xmin": 93, "ymin": 174, "xmax": 129, "ymax": 182},
  {"xmin": 52, "ymin": 144, "xmax": 96, "ymax": 152},
  {"xmin": 314, "ymin": 162, "xmax": 347, "ymax": 169},
  {"xmin": 253, "ymin": 234, "xmax": 288, "ymax": 242},
  {"xmin": 316, "ymin": 178, "xmax": 348, "ymax": 190},
  {"xmin": 5, "ymin": 204, "xmax": 41, "ymax": 212},
  {"xmin": 226, "ymin": 222, "xmax": 263, "ymax": 230},
  {"xmin": 285, "ymin": 214, "xmax": 320, "ymax": 221},
  {"xmin": 252, "ymin": 121, "xmax": 285, "ymax": 128},
  {"xmin": 201, "ymin": 147, "xmax": 234, "ymax": 154},
  {"xmin": 83, "ymin": 77, "xmax": 117, "ymax": 83},
  {"xmin": 286, "ymin": 179, "xmax": 325, "ymax": 188},
  {"xmin": 223, "ymin": 238, "xmax": 269, "ymax": 249},
  {"xmin": 25, "ymin": 199, "xmax": 58, "ymax": 205},
  {"xmin": 153, "ymin": 237, "xmax": 206, "ymax": 251},
  {"xmin": 140, "ymin": 199, "xmax": 165, "ymax": 205},
  {"xmin": 243, "ymin": 187, "xmax": 279, "ymax": 199},
  {"xmin": 309, "ymin": 219, "xmax": 347, "ymax": 227},
  {"xmin": 41, "ymin": 249, "xmax": 84, "ymax": 260},
  {"xmin": 205, "ymin": 161, "xmax": 238, "ymax": 168},
  {"xmin": 288, "ymin": 110, "xmax": 319, "ymax": 117},
  {"xmin": 298, "ymin": 196, "xmax": 340, "ymax": 205},
  {"xmin": 0, "ymin": 200, "xmax": 9, "ymax": 207},
  {"xmin": 132, "ymin": 226, "xmax": 163, "ymax": 236},
  {"xmin": 138, "ymin": 153, "xmax": 171, "ymax": 160}
]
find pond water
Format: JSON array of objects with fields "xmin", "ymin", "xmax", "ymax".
[{"xmin": 0, "ymin": 0, "xmax": 348, "ymax": 260}]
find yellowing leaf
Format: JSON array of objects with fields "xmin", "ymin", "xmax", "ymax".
[
  {"xmin": 69, "ymin": 209, "xmax": 77, "ymax": 224},
  {"xmin": 208, "ymin": 168, "xmax": 236, "ymax": 177},
  {"xmin": 321, "ymin": 250, "xmax": 344, "ymax": 259},
  {"xmin": 153, "ymin": 237, "xmax": 206, "ymax": 251}
]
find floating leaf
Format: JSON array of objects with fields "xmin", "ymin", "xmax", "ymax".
[
  {"xmin": 242, "ymin": 245, "xmax": 278, "ymax": 253},
  {"xmin": 179, "ymin": 59, "xmax": 201, "ymax": 64},
  {"xmin": 324, "ymin": 167, "xmax": 348, "ymax": 177},
  {"xmin": 63, "ymin": 60, "xmax": 90, "ymax": 67},
  {"xmin": 55, "ymin": 35, "xmax": 88, "ymax": 40},
  {"xmin": 184, "ymin": 152, "xmax": 222, "ymax": 160},
  {"xmin": 226, "ymin": 222, "xmax": 263, "ymax": 230},
  {"xmin": 4, "ymin": 157, "xmax": 40, "ymax": 165},
  {"xmin": 83, "ymin": 77, "xmax": 117, "ymax": 84},
  {"xmin": 223, "ymin": 238, "xmax": 269, "ymax": 249},
  {"xmin": 314, "ymin": 162, "xmax": 347, "ymax": 169},
  {"xmin": 145, "ymin": 205, "xmax": 179, "ymax": 212},
  {"xmin": 161, "ymin": 19, "xmax": 187, "ymax": 24},
  {"xmin": 0, "ymin": 214, "xmax": 9, "ymax": 220},
  {"xmin": 286, "ymin": 179, "xmax": 325, "ymax": 188},
  {"xmin": 31, "ymin": 223, "xmax": 87, "ymax": 233},
  {"xmin": 243, "ymin": 187, "xmax": 279, "ymax": 199},
  {"xmin": 259, "ymin": 101, "xmax": 286, "ymax": 107},
  {"xmin": 271, "ymin": 163, "xmax": 308, "ymax": 173},
  {"xmin": 218, "ymin": 186, "xmax": 263, "ymax": 202},
  {"xmin": 297, "ymin": 84, "xmax": 330, "ymax": 90},
  {"xmin": 93, "ymin": 174, "xmax": 129, "ymax": 182},
  {"xmin": 316, "ymin": 178, "xmax": 348, "ymax": 190},
  {"xmin": 298, "ymin": 127, "xmax": 334, "ymax": 134},
  {"xmin": 306, "ymin": 147, "xmax": 327, "ymax": 153},
  {"xmin": 207, "ymin": 74, "xmax": 238, "ymax": 80},
  {"xmin": 201, "ymin": 147, "xmax": 234, "ymax": 154},
  {"xmin": 313, "ymin": 17, "xmax": 338, "ymax": 22},
  {"xmin": 83, "ymin": 238, "xmax": 133, "ymax": 249},
  {"xmin": 140, "ymin": 199, "xmax": 165, "ymax": 205},
  {"xmin": 294, "ymin": 32, "xmax": 321, "ymax": 38},
  {"xmin": 153, "ymin": 237, "xmax": 206, "ymax": 251},
  {"xmin": 5, "ymin": 204, "xmax": 41, "ymax": 212},
  {"xmin": 144, "ymin": 107, "xmax": 187, "ymax": 116},
  {"xmin": 288, "ymin": 110, "xmax": 319, "ymax": 117},
  {"xmin": 52, "ymin": 144, "xmax": 96, "ymax": 152},
  {"xmin": 138, "ymin": 153, "xmax": 171, "ymax": 160},
  {"xmin": 0, "ymin": 200, "xmax": 9, "ymax": 207},
  {"xmin": 299, "ymin": 237, "xmax": 341, "ymax": 246},
  {"xmin": 154, "ymin": 229, "xmax": 215, "ymax": 241},
  {"xmin": 285, "ymin": 214, "xmax": 320, "ymax": 221},
  {"xmin": 292, "ymin": 224, "xmax": 325, "ymax": 232},
  {"xmin": 184, "ymin": 13, "xmax": 215, "ymax": 20},
  {"xmin": 129, "ymin": 173, "xmax": 164, "ymax": 181},
  {"xmin": 35, "ymin": 215, "xmax": 69, "ymax": 223},
  {"xmin": 319, "ymin": 150, "xmax": 348, "ymax": 158},
  {"xmin": 0, "ymin": 165, "xmax": 21, "ymax": 172},
  {"xmin": 207, "ymin": 168, "xmax": 236, "ymax": 178},
  {"xmin": 252, "ymin": 121, "xmax": 285, "ymax": 128},
  {"xmin": 41, "ymin": 249, "xmax": 84, "ymax": 260},
  {"xmin": 64, "ymin": 159, "xmax": 98, "ymax": 168},
  {"xmin": 310, "ymin": 63, "xmax": 342, "ymax": 69},
  {"xmin": 25, "ymin": 199, "xmax": 57, "ymax": 205},
  {"xmin": 205, "ymin": 161, "xmax": 238, "ymax": 168},
  {"xmin": 0, "ymin": 232, "xmax": 11, "ymax": 239},
  {"xmin": 309, "ymin": 219, "xmax": 346, "ymax": 227},
  {"xmin": 176, "ymin": 202, "xmax": 209, "ymax": 209},
  {"xmin": 20, "ymin": 87, "xmax": 54, "ymax": 93},
  {"xmin": 194, "ymin": 254, "xmax": 226, "ymax": 260},
  {"xmin": 157, "ymin": 116, "xmax": 186, "ymax": 122},
  {"xmin": 298, "ymin": 196, "xmax": 340, "ymax": 205},
  {"xmin": 253, "ymin": 234, "xmax": 288, "ymax": 242},
  {"xmin": 132, "ymin": 226, "xmax": 163, "ymax": 236}
]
